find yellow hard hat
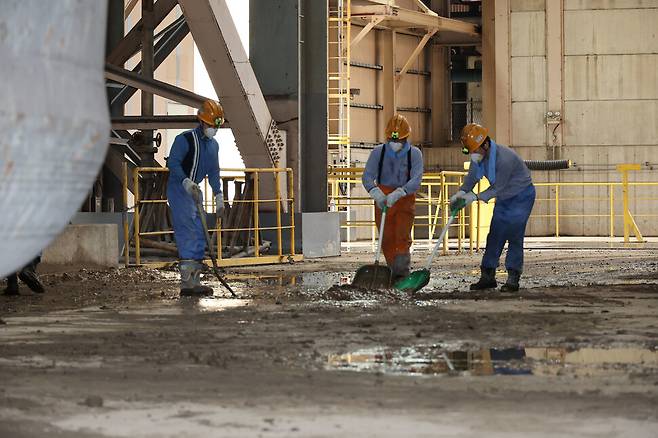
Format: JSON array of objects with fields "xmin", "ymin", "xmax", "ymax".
[
  {"xmin": 385, "ymin": 114, "xmax": 411, "ymax": 141},
  {"xmin": 197, "ymin": 100, "xmax": 225, "ymax": 128},
  {"xmin": 460, "ymin": 123, "xmax": 489, "ymax": 154}
]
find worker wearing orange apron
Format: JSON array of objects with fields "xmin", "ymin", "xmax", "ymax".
[{"xmin": 362, "ymin": 115, "xmax": 424, "ymax": 280}]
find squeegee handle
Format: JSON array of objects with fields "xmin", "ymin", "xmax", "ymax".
[
  {"xmin": 197, "ymin": 201, "xmax": 237, "ymax": 297},
  {"xmin": 374, "ymin": 206, "xmax": 388, "ymax": 264},
  {"xmin": 424, "ymin": 209, "xmax": 459, "ymax": 270}
]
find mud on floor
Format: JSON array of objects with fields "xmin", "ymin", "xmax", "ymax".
[{"xmin": 1, "ymin": 249, "xmax": 658, "ymax": 437}]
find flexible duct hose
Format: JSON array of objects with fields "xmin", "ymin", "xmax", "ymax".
[
  {"xmin": 0, "ymin": 1, "xmax": 109, "ymax": 276},
  {"xmin": 524, "ymin": 159, "xmax": 571, "ymax": 171}
]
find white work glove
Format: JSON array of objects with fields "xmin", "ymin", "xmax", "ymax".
[
  {"xmin": 368, "ymin": 187, "xmax": 387, "ymax": 210},
  {"xmin": 215, "ymin": 193, "xmax": 225, "ymax": 216},
  {"xmin": 182, "ymin": 178, "xmax": 202, "ymax": 201},
  {"xmin": 451, "ymin": 191, "xmax": 478, "ymax": 211},
  {"xmin": 450, "ymin": 190, "xmax": 466, "ymax": 205},
  {"xmin": 386, "ymin": 187, "xmax": 407, "ymax": 208}
]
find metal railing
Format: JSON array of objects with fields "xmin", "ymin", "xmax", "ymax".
[
  {"xmin": 328, "ymin": 167, "xmax": 476, "ymax": 255},
  {"xmin": 328, "ymin": 165, "xmax": 656, "ymax": 252},
  {"xmin": 122, "ymin": 165, "xmax": 302, "ymax": 267}
]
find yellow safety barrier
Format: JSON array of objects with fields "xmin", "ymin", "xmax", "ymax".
[
  {"xmin": 328, "ymin": 164, "xmax": 657, "ymax": 249},
  {"xmin": 327, "ymin": 167, "xmax": 475, "ymax": 255},
  {"xmin": 122, "ymin": 165, "xmax": 302, "ymax": 267}
]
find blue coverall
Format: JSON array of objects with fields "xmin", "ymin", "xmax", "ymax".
[
  {"xmin": 167, "ymin": 125, "xmax": 222, "ymax": 260},
  {"xmin": 460, "ymin": 140, "xmax": 535, "ymax": 273}
]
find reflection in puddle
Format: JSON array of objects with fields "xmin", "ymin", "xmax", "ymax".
[
  {"xmin": 196, "ymin": 298, "xmax": 251, "ymax": 312},
  {"xmin": 327, "ymin": 345, "xmax": 658, "ymax": 377}
]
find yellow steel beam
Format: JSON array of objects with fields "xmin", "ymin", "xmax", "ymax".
[
  {"xmin": 396, "ymin": 29, "xmax": 437, "ymax": 89},
  {"xmin": 350, "ymin": 17, "xmax": 384, "ymax": 49},
  {"xmin": 351, "ymin": 5, "xmax": 479, "ymax": 36}
]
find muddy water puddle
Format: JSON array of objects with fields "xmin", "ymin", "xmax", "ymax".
[{"xmin": 327, "ymin": 345, "xmax": 658, "ymax": 378}]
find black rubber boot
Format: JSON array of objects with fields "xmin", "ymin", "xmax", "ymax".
[
  {"xmin": 470, "ymin": 267, "xmax": 497, "ymax": 290},
  {"xmin": 391, "ymin": 254, "xmax": 411, "ymax": 282},
  {"xmin": 193, "ymin": 263, "xmax": 214, "ymax": 297},
  {"xmin": 179, "ymin": 261, "xmax": 213, "ymax": 297},
  {"xmin": 500, "ymin": 269, "xmax": 521, "ymax": 292},
  {"xmin": 18, "ymin": 263, "xmax": 45, "ymax": 294},
  {"xmin": 3, "ymin": 275, "xmax": 19, "ymax": 296}
]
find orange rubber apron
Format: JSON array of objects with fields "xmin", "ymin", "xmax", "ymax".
[{"xmin": 374, "ymin": 185, "xmax": 416, "ymax": 267}]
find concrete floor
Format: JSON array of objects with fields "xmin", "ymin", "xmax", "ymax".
[{"xmin": 1, "ymin": 248, "xmax": 657, "ymax": 437}]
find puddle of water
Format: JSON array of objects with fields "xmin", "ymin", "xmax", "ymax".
[
  {"xmin": 196, "ymin": 298, "xmax": 251, "ymax": 312},
  {"xmin": 0, "ymin": 355, "xmax": 109, "ymax": 369},
  {"xmin": 327, "ymin": 345, "xmax": 658, "ymax": 378}
]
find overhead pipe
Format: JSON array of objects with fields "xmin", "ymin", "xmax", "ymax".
[{"xmin": 0, "ymin": 1, "xmax": 110, "ymax": 276}]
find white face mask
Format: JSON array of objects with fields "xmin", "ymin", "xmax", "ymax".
[
  {"xmin": 204, "ymin": 127, "xmax": 218, "ymax": 138},
  {"xmin": 470, "ymin": 153, "xmax": 484, "ymax": 163},
  {"xmin": 389, "ymin": 141, "xmax": 403, "ymax": 152}
]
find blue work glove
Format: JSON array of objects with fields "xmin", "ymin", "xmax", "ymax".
[
  {"xmin": 182, "ymin": 178, "xmax": 202, "ymax": 202},
  {"xmin": 386, "ymin": 187, "xmax": 407, "ymax": 208},
  {"xmin": 215, "ymin": 192, "xmax": 225, "ymax": 216},
  {"xmin": 368, "ymin": 187, "xmax": 387, "ymax": 210}
]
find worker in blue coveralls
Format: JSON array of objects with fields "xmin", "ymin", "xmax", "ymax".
[
  {"xmin": 363, "ymin": 114, "xmax": 424, "ymax": 281},
  {"xmin": 167, "ymin": 100, "xmax": 225, "ymax": 297},
  {"xmin": 449, "ymin": 123, "xmax": 535, "ymax": 292}
]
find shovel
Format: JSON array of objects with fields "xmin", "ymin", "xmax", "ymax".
[
  {"xmin": 394, "ymin": 200, "xmax": 464, "ymax": 293},
  {"xmin": 352, "ymin": 206, "xmax": 392, "ymax": 289},
  {"xmin": 195, "ymin": 199, "xmax": 237, "ymax": 297}
]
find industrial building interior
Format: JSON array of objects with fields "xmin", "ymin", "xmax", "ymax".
[{"xmin": 0, "ymin": 0, "xmax": 657, "ymax": 436}]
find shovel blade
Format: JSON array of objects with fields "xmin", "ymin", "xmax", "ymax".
[
  {"xmin": 394, "ymin": 269, "xmax": 431, "ymax": 293},
  {"xmin": 352, "ymin": 264, "xmax": 392, "ymax": 289}
]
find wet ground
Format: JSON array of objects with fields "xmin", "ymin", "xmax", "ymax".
[{"xmin": 1, "ymin": 248, "xmax": 657, "ymax": 437}]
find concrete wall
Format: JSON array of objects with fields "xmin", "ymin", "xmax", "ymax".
[
  {"xmin": 42, "ymin": 225, "xmax": 119, "ymax": 268},
  {"xmin": 425, "ymin": 0, "xmax": 658, "ymax": 237},
  {"xmin": 350, "ymin": 27, "xmax": 432, "ymax": 147}
]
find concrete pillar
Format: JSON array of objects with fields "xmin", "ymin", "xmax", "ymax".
[
  {"xmin": 250, "ymin": 0, "xmax": 301, "ymax": 208},
  {"xmin": 546, "ymin": 0, "xmax": 564, "ymax": 158},
  {"xmin": 483, "ymin": 0, "xmax": 512, "ymax": 144},
  {"xmin": 300, "ymin": 0, "xmax": 328, "ymax": 212},
  {"xmin": 430, "ymin": 0, "xmax": 450, "ymax": 147},
  {"xmin": 378, "ymin": 29, "xmax": 396, "ymax": 143},
  {"xmin": 481, "ymin": 0, "xmax": 496, "ymax": 135},
  {"xmin": 494, "ymin": 0, "xmax": 511, "ymax": 145}
]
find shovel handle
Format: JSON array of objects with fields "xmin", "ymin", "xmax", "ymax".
[
  {"xmin": 374, "ymin": 206, "xmax": 388, "ymax": 264},
  {"xmin": 424, "ymin": 209, "xmax": 459, "ymax": 270}
]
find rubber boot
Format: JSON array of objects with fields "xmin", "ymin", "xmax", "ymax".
[
  {"xmin": 470, "ymin": 267, "xmax": 497, "ymax": 290},
  {"xmin": 192, "ymin": 262, "xmax": 214, "ymax": 296},
  {"xmin": 500, "ymin": 269, "xmax": 521, "ymax": 292},
  {"xmin": 391, "ymin": 254, "xmax": 411, "ymax": 282},
  {"xmin": 179, "ymin": 260, "xmax": 198, "ymax": 297},
  {"xmin": 18, "ymin": 262, "xmax": 45, "ymax": 294},
  {"xmin": 3, "ymin": 274, "xmax": 19, "ymax": 296}
]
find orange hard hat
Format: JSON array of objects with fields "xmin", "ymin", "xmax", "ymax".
[
  {"xmin": 385, "ymin": 114, "xmax": 411, "ymax": 141},
  {"xmin": 460, "ymin": 123, "xmax": 489, "ymax": 154},
  {"xmin": 197, "ymin": 100, "xmax": 225, "ymax": 127}
]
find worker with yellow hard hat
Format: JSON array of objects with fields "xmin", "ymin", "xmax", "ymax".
[
  {"xmin": 450, "ymin": 123, "xmax": 535, "ymax": 292},
  {"xmin": 167, "ymin": 99, "xmax": 225, "ymax": 297},
  {"xmin": 362, "ymin": 114, "xmax": 424, "ymax": 281}
]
